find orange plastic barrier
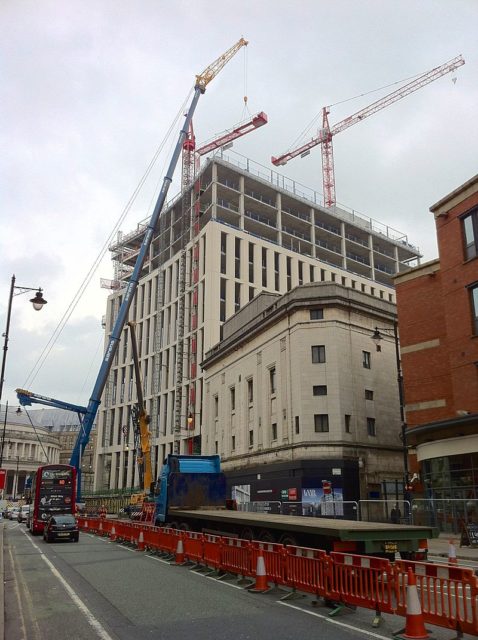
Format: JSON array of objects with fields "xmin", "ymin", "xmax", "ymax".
[
  {"xmin": 286, "ymin": 546, "xmax": 329, "ymax": 598},
  {"xmin": 221, "ymin": 538, "xmax": 253, "ymax": 578},
  {"xmin": 329, "ymin": 552, "xmax": 395, "ymax": 614},
  {"xmin": 202, "ymin": 533, "xmax": 223, "ymax": 571},
  {"xmin": 182, "ymin": 531, "xmax": 205, "ymax": 565},
  {"xmin": 395, "ymin": 559, "xmax": 478, "ymax": 636}
]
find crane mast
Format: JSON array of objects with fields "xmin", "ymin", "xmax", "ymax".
[
  {"xmin": 272, "ymin": 54, "xmax": 465, "ymax": 207},
  {"xmin": 17, "ymin": 37, "xmax": 248, "ymax": 501}
]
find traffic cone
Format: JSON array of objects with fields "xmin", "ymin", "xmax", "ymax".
[
  {"xmin": 84, "ymin": 520, "xmax": 88, "ymax": 530},
  {"xmin": 110, "ymin": 525, "xmax": 116, "ymax": 541},
  {"xmin": 247, "ymin": 548, "xmax": 270, "ymax": 593},
  {"xmin": 138, "ymin": 530, "xmax": 145, "ymax": 551},
  {"xmin": 99, "ymin": 520, "xmax": 103, "ymax": 533},
  {"xmin": 448, "ymin": 539, "xmax": 458, "ymax": 565},
  {"xmin": 173, "ymin": 538, "xmax": 185, "ymax": 564},
  {"xmin": 394, "ymin": 569, "xmax": 430, "ymax": 639}
]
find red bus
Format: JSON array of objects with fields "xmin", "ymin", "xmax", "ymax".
[{"xmin": 28, "ymin": 464, "xmax": 76, "ymax": 535}]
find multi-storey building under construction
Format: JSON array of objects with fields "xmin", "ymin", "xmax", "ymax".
[{"xmin": 94, "ymin": 151, "xmax": 420, "ymax": 494}]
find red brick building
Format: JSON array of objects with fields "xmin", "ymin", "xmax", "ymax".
[{"xmin": 395, "ymin": 175, "xmax": 478, "ymax": 514}]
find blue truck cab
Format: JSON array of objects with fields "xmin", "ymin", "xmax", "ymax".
[{"xmin": 154, "ymin": 455, "xmax": 227, "ymax": 525}]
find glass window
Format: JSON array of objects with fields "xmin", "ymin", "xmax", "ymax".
[
  {"xmin": 310, "ymin": 309, "xmax": 324, "ymax": 320},
  {"xmin": 295, "ymin": 416, "xmax": 300, "ymax": 434},
  {"xmin": 272, "ymin": 423, "xmax": 277, "ymax": 440},
  {"xmin": 247, "ymin": 379, "xmax": 253, "ymax": 404},
  {"xmin": 313, "ymin": 385, "xmax": 327, "ymax": 396},
  {"xmin": 345, "ymin": 414, "xmax": 351, "ymax": 433},
  {"xmin": 463, "ymin": 209, "xmax": 478, "ymax": 260},
  {"xmin": 230, "ymin": 387, "xmax": 235, "ymax": 412},
  {"xmin": 314, "ymin": 414, "xmax": 329, "ymax": 432},
  {"xmin": 365, "ymin": 389, "xmax": 374, "ymax": 400},
  {"xmin": 312, "ymin": 345, "xmax": 326, "ymax": 363},
  {"xmin": 363, "ymin": 351, "xmax": 371, "ymax": 369},
  {"xmin": 249, "ymin": 430, "xmax": 254, "ymax": 447},
  {"xmin": 214, "ymin": 395, "xmax": 218, "ymax": 418},
  {"xmin": 269, "ymin": 368, "xmax": 276, "ymax": 394},
  {"xmin": 367, "ymin": 417, "xmax": 376, "ymax": 436},
  {"xmin": 470, "ymin": 284, "xmax": 478, "ymax": 335}
]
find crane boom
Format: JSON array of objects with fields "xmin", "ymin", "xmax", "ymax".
[
  {"xmin": 16, "ymin": 37, "xmax": 248, "ymax": 501},
  {"xmin": 271, "ymin": 54, "xmax": 465, "ymax": 206},
  {"xmin": 196, "ymin": 112, "xmax": 268, "ymax": 156},
  {"xmin": 127, "ymin": 321, "xmax": 152, "ymax": 494}
]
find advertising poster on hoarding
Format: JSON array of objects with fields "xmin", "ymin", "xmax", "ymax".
[{"xmin": 302, "ymin": 487, "xmax": 344, "ymax": 516}]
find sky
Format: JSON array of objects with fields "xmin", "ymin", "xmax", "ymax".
[{"xmin": 1, "ymin": 1, "xmax": 477, "ymax": 409}]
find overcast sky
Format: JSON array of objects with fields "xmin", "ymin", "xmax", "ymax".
[{"xmin": 1, "ymin": 1, "xmax": 477, "ymax": 409}]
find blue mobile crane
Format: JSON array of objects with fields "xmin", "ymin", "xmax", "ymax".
[{"xmin": 16, "ymin": 38, "xmax": 248, "ymax": 501}]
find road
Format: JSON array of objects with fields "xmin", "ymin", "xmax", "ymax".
[{"xmin": 3, "ymin": 520, "xmax": 477, "ymax": 640}]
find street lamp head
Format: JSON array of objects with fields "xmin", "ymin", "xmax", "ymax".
[
  {"xmin": 29, "ymin": 289, "xmax": 47, "ymax": 311},
  {"xmin": 371, "ymin": 327, "xmax": 382, "ymax": 345}
]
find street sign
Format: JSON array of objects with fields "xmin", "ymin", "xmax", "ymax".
[{"xmin": 0, "ymin": 470, "xmax": 6, "ymax": 491}]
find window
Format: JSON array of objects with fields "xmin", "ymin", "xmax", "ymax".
[
  {"xmin": 310, "ymin": 265, "xmax": 315, "ymax": 282},
  {"xmin": 367, "ymin": 417, "xmax": 376, "ymax": 436},
  {"xmin": 220, "ymin": 232, "xmax": 227, "ymax": 274},
  {"xmin": 274, "ymin": 252, "xmax": 280, "ymax": 291},
  {"xmin": 295, "ymin": 416, "xmax": 300, "ymax": 434},
  {"xmin": 262, "ymin": 248, "xmax": 267, "ymax": 287},
  {"xmin": 231, "ymin": 435, "xmax": 235, "ymax": 450},
  {"xmin": 286, "ymin": 256, "xmax": 292, "ymax": 291},
  {"xmin": 313, "ymin": 385, "xmax": 327, "ymax": 396},
  {"xmin": 248, "ymin": 242, "xmax": 254, "ymax": 283},
  {"xmin": 362, "ymin": 350, "xmax": 371, "ymax": 369},
  {"xmin": 220, "ymin": 278, "xmax": 226, "ymax": 322},
  {"xmin": 235, "ymin": 237, "xmax": 241, "ymax": 278},
  {"xmin": 345, "ymin": 414, "xmax": 351, "ymax": 433},
  {"xmin": 272, "ymin": 423, "xmax": 277, "ymax": 440},
  {"xmin": 214, "ymin": 395, "xmax": 218, "ymax": 418},
  {"xmin": 470, "ymin": 284, "xmax": 478, "ymax": 334},
  {"xmin": 310, "ymin": 309, "xmax": 324, "ymax": 320},
  {"xmin": 235, "ymin": 282, "xmax": 241, "ymax": 312},
  {"xmin": 247, "ymin": 379, "xmax": 253, "ymax": 403},
  {"xmin": 314, "ymin": 414, "xmax": 329, "ymax": 432},
  {"xmin": 230, "ymin": 387, "xmax": 236, "ymax": 411},
  {"xmin": 365, "ymin": 389, "xmax": 374, "ymax": 400},
  {"xmin": 311, "ymin": 345, "xmax": 326, "ymax": 363},
  {"xmin": 298, "ymin": 262, "xmax": 303, "ymax": 285},
  {"xmin": 269, "ymin": 368, "xmax": 276, "ymax": 394},
  {"xmin": 463, "ymin": 209, "xmax": 478, "ymax": 260},
  {"xmin": 249, "ymin": 430, "xmax": 254, "ymax": 447},
  {"xmin": 249, "ymin": 286, "xmax": 254, "ymax": 301}
]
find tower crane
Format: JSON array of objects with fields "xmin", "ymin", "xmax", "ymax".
[
  {"xmin": 272, "ymin": 55, "xmax": 465, "ymax": 208},
  {"xmin": 16, "ymin": 36, "xmax": 249, "ymax": 501}
]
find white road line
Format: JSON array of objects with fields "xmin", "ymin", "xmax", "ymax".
[
  {"xmin": 22, "ymin": 531, "xmax": 115, "ymax": 640},
  {"xmin": 278, "ymin": 601, "xmax": 391, "ymax": 640}
]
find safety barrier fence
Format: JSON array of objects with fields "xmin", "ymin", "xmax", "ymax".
[{"xmin": 78, "ymin": 517, "xmax": 478, "ymax": 636}]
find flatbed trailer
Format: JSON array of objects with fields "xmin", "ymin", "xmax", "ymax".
[{"xmin": 166, "ymin": 508, "xmax": 436, "ymax": 558}]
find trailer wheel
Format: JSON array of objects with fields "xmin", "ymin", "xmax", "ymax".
[
  {"xmin": 240, "ymin": 527, "xmax": 254, "ymax": 541},
  {"xmin": 258, "ymin": 529, "xmax": 275, "ymax": 543},
  {"xmin": 278, "ymin": 533, "xmax": 297, "ymax": 547},
  {"xmin": 179, "ymin": 522, "xmax": 191, "ymax": 531}
]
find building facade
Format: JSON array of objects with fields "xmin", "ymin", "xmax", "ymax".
[
  {"xmin": 395, "ymin": 174, "xmax": 478, "ymax": 512},
  {"xmin": 95, "ymin": 152, "xmax": 420, "ymax": 492},
  {"xmin": 0, "ymin": 406, "xmax": 60, "ymax": 500},
  {"xmin": 202, "ymin": 283, "xmax": 405, "ymax": 508}
]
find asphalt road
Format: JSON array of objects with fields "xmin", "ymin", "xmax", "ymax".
[{"xmin": 3, "ymin": 520, "xmax": 476, "ymax": 640}]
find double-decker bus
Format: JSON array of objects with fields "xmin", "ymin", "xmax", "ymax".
[{"xmin": 28, "ymin": 464, "xmax": 76, "ymax": 535}]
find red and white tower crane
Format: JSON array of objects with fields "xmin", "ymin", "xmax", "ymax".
[{"xmin": 272, "ymin": 55, "xmax": 464, "ymax": 208}]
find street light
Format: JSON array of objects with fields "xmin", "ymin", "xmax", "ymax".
[
  {"xmin": 0, "ymin": 274, "xmax": 47, "ymax": 405},
  {"xmin": 371, "ymin": 321, "xmax": 410, "ymax": 495}
]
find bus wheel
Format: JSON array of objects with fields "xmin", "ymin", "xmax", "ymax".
[{"xmin": 179, "ymin": 522, "xmax": 190, "ymax": 531}]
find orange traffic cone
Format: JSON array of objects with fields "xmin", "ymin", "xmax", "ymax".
[
  {"xmin": 448, "ymin": 539, "xmax": 458, "ymax": 565},
  {"xmin": 110, "ymin": 525, "xmax": 116, "ymax": 541},
  {"xmin": 84, "ymin": 520, "xmax": 88, "ymax": 530},
  {"xmin": 247, "ymin": 548, "xmax": 270, "ymax": 593},
  {"xmin": 99, "ymin": 520, "xmax": 103, "ymax": 533},
  {"xmin": 138, "ymin": 530, "xmax": 145, "ymax": 551},
  {"xmin": 174, "ymin": 538, "xmax": 185, "ymax": 564},
  {"xmin": 394, "ymin": 569, "xmax": 430, "ymax": 639}
]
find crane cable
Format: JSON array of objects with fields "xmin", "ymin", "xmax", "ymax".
[
  {"xmin": 286, "ymin": 68, "xmax": 436, "ymax": 153},
  {"xmin": 22, "ymin": 88, "xmax": 194, "ymax": 390},
  {"xmin": 241, "ymin": 45, "xmax": 251, "ymax": 119}
]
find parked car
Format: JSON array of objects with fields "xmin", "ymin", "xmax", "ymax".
[
  {"xmin": 17, "ymin": 505, "xmax": 30, "ymax": 523},
  {"xmin": 43, "ymin": 514, "xmax": 79, "ymax": 543},
  {"xmin": 9, "ymin": 507, "xmax": 20, "ymax": 521}
]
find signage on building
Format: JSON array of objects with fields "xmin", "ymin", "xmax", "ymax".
[
  {"xmin": 0, "ymin": 470, "xmax": 6, "ymax": 491},
  {"xmin": 288, "ymin": 488, "xmax": 297, "ymax": 501}
]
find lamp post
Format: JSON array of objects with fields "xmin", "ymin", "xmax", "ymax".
[
  {"xmin": 1, "ymin": 274, "xmax": 48, "ymax": 405},
  {"xmin": 371, "ymin": 321, "xmax": 410, "ymax": 500},
  {"xmin": 187, "ymin": 413, "xmax": 194, "ymax": 455}
]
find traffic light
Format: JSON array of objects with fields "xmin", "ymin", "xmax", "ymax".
[{"xmin": 322, "ymin": 480, "xmax": 332, "ymax": 495}]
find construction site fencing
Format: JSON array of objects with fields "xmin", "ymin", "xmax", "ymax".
[
  {"xmin": 411, "ymin": 498, "xmax": 475, "ymax": 534},
  {"xmin": 77, "ymin": 516, "xmax": 478, "ymax": 636}
]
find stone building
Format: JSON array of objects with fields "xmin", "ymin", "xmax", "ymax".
[{"xmin": 95, "ymin": 152, "xmax": 420, "ymax": 492}]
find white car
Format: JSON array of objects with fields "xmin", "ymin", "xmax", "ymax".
[
  {"xmin": 18, "ymin": 505, "xmax": 30, "ymax": 523},
  {"xmin": 9, "ymin": 507, "xmax": 20, "ymax": 521}
]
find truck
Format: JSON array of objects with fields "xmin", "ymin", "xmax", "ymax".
[{"xmin": 153, "ymin": 454, "xmax": 436, "ymax": 560}]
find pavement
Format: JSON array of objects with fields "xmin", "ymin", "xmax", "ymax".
[
  {"xmin": 428, "ymin": 532, "xmax": 478, "ymax": 562},
  {"xmin": 0, "ymin": 524, "xmax": 3, "ymax": 640}
]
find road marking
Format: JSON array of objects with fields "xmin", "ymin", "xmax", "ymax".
[
  {"xmin": 22, "ymin": 531, "xmax": 115, "ymax": 640},
  {"xmin": 278, "ymin": 602, "xmax": 391, "ymax": 640}
]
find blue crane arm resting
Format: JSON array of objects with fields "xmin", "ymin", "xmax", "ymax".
[
  {"xmin": 16, "ymin": 388, "xmax": 87, "ymax": 414},
  {"xmin": 70, "ymin": 86, "xmax": 203, "ymax": 501}
]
